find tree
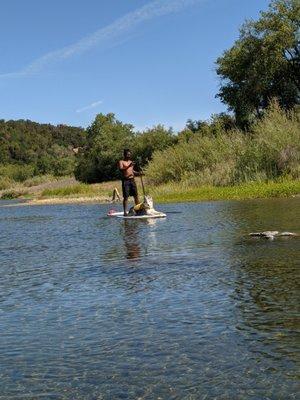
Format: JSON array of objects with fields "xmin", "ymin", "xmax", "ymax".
[
  {"xmin": 75, "ymin": 113, "xmax": 135, "ymax": 182},
  {"xmin": 186, "ymin": 119, "xmax": 208, "ymax": 133},
  {"xmin": 216, "ymin": 0, "xmax": 300, "ymax": 127},
  {"xmin": 134, "ymin": 125, "xmax": 176, "ymax": 167},
  {"xmin": 0, "ymin": 119, "xmax": 85, "ymax": 176}
]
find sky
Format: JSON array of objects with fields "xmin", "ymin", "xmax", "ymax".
[{"xmin": 0, "ymin": 0, "xmax": 270, "ymax": 131}]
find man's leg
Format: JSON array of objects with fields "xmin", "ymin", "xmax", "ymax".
[
  {"xmin": 134, "ymin": 195, "xmax": 139, "ymax": 205},
  {"xmin": 123, "ymin": 198, "xmax": 128, "ymax": 215}
]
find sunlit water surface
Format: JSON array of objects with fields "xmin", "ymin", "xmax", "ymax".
[{"xmin": 0, "ymin": 198, "xmax": 299, "ymax": 399}]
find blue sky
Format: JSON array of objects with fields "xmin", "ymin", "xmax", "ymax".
[{"xmin": 1, "ymin": 0, "xmax": 269, "ymax": 131}]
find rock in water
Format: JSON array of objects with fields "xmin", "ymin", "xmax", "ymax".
[
  {"xmin": 249, "ymin": 231, "xmax": 298, "ymax": 239},
  {"xmin": 278, "ymin": 232, "xmax": 298, "ymax": 237}
]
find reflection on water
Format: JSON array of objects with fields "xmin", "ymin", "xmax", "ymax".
[
  {"xmin": 123, "ymin": 219, "xmax": 158, "ymax": 260},
  {"xmin": 123, "ymin": 220, "xmax": 142, "ymax": 260},
  {"xmin": 0, "ymin": 198, "xmax": 299, "ymax": 399}
]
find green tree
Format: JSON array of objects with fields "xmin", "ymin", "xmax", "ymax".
[
  {"xmin": 75, "ymin": 113, "xmax": 135, "ymax": 182},
  {"xmin": 134, "ymin": 125, "xmax": 176, "ymax": 167},
  {"xmin": 216, "ymin": 0, "xmax": 300, "ymax": 127}
]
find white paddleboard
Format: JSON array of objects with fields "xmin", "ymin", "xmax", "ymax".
[{"xmin": 107, "ymin": 210, "xmax": 166, "ymax": 219}]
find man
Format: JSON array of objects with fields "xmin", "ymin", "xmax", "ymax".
[{"xmin": 118, "ymin": 149, "xmax": 140, "ymax": 215}]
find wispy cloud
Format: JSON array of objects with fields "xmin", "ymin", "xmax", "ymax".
[
  {"xmin": 0, "ymin": 0, "xmax": 202, "ymax": 79},
  {"xmin": 76, "ymin": 100, "xmax": 103, "ymax": 113}
]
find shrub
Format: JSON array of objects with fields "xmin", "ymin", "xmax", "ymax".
[
  {"xmin": 0, "ymin": 176, "xmax": 13, "ymax": 190},
  {"xmin": 23, "ymin": 174, "xmax": 56, "ymax": 187},
  {"xmin": 1, "ymin": 190, "xmax": 22, "ymax": 200},
  {"xmin": 234, "ymin": 102, "xmax": 300, "ymax": 182},
  {"xmin": 0, "ymin": 164, "xmax": 35, "ymax": 182},
  {"xmin": 146, "ymin": 102, "xmax": 300, "ymax": 186}
]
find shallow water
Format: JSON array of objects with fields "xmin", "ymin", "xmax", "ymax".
[{"xmin": 0, "ymin": 198, "xmax": 299, "ymax": 399}]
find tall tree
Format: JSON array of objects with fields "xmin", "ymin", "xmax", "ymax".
[
  {"xmin": 216, "ymin": 0, "xmax": 300, "ymax": 127},
  {"xmin": 75, "ymin": 113, "xmax": 135, "ymax": 182}
]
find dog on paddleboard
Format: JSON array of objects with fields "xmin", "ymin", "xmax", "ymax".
[{"xmin": 128, "ymin": 195, "xmax": 157, "ymax": 216}]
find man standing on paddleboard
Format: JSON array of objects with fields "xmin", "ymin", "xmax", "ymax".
[{"xmin": 118, "ymin": 149, "xmax": 140, "ymax": 215}]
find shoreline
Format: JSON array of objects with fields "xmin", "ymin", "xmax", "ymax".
[{"xmin": 1, "ymin": 179, "xmax": 299, "ymax": 207}]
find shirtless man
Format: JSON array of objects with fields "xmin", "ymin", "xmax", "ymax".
[{"xmin": 118, "ymin": 149, "xmax": 140, "ymax": 215}]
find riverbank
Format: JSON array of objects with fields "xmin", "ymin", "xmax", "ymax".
[
  {"xmin": 151, "ymin": 179, "xmax": 300, "ymax": 203},
  {"xmin": 1, "ymin": 177, "xmax": 299, "ymax": 206}
]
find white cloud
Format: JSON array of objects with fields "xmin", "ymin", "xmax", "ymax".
[
  {"xmin": 0, "ymin": 0, "xmax": 203, "ymax": 79},
  {"xmin": 76, "ymin": 100, "xmax": 103, "ymax": 113}
]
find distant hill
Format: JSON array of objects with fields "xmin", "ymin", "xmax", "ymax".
[{"xmin": 0, "ymin": 119, "xmax": 86, "ymax": 176}]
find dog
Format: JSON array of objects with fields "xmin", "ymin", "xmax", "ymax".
[{"xmin": 128, "ymin": 195, "xmax": 156, "ymax": 216}]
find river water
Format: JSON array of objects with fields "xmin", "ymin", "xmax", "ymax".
[{"xmin": 0, "ymin": 198, "xmax": 299, "ymax": 399}]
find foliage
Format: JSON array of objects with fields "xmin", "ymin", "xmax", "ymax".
[
  {"xmin": 22, "ymin": 174, "xmax": 57, "ymax": 187},
  {"xmin": 0, "ymin": 164, "xmax": 35, "ymax": 182},
  {"xmin": 41, "ymin": 184, "xmax": 98, "ymax": 197},
  {"xmin": 75, "ymin": 113, "xmax": 135, "ymax": 182},
  {"xmin": 133, "ymin": 125, "xmax": 177, "ymax": 167},
  {"xmin": 234, "ymin": 101, "xmax": 300, "ymax": 182},
  {"xmin": 180, "ymin": 113, "xmax": 236, "ymax": 142},
  {"xmin": 0, "ymin": 176, "xmax": 13, "ymax": 190},
  {"xmin": 75, "ymin": 115, "xmax": 176, "ymax": 182},
  {"xmin": 216, "ymin": 0, "xmax": 300, "ymax": 126},
  {"xmin": 0, "ymin": 119, "xmax": 86, "ymax": 177},
  {"xmin": 0, "ymin": 190, "xmax": 23, "ymax": 200},
  {"xmin": 150, "ymin": 179, "xmax": 300, "ymax": 203},
  {"xmin": 146, "ymin": 102, "xmax": 300, "ymax": 186}
]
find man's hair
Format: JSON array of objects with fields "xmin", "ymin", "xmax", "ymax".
[{"xmin": 123, "ymin": 148, "xmax": 131, "ymax": 156}]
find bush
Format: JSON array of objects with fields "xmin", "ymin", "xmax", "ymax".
[
  {"xmin": 146, "ymin": 131, "xmax": 244, "ymax": 185},
  {"xmin": 133, "ymin": 125, "xmax": 177, "ymax": 167},
  {"xmin": 75, "ymin": 113, "xmax": 135, "ymax": 182},
  {"xmin": 234, "ymin": 102, "xmax": 300, "ymax": 182},
  {"xmin": 23, "ymin": 174, "xmax": 56, "ymax": 187},
  {"xmin": 1, "ymin": 190, "xmax": 22, "ymax": 200},
  {"xmin": 0, "ymin": 176, "xmax": 14, "ymax": 190},
  {"xmin": 0, "ymin": 164, "xmax": 35, "ymax": 182},
  {"xmin": 146, "ymin": 102, "xmax": 300, "ymax": 186}
]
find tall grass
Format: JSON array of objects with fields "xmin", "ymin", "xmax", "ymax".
[
  {"xmin": 0, "ymin": 164, "xmax": 35, "ymax": 182},
  {"xmin": 41, "ymin": 184, "xmax": 98, "ymax": 197},
  {"xmin": 146, "ymin": 102, "xmax": 300, "ymax": 186},
  {"xmin": 150, "ymin": 180, "xmax": 300, "ymax": 203}
]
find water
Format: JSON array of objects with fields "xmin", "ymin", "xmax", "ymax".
[{"xmin": 0, "ymin": 198, "xmax": 299, "ymax": 399}]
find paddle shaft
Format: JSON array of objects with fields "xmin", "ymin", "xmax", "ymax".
[{"xmin": 140, "ymin": 174, "xmax": 146, "ymax": 196}]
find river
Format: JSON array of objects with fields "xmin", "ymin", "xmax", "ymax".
[{"xmin": 0, "ymin": 198, "xmax": 299, "ymax": 399}]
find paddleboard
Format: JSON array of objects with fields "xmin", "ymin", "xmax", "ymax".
[{"xmin": 107, "ymin": 210, "xmax": 166, "ymax": 219}]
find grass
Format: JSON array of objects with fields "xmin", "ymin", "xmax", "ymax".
[
  {"xmin": 150, "ymin": 179, "xmax": 300, "ymax": 203},
  {"xmin": 40, "ymin": 182, "xmax": 116, "ymax": 198},
  {"xmin": 4, "ymin": 174, "xmax": 298, "ymax": 203},
  {"xmin": 39, "ymin": 178, "xmax": 300, "ymax": 203},
  {"xmin": 0, "ymin": 190, "xmax": 24, "ymax": 200},
  {"xmin": 1, "ymin": 176, "xmax": 299, "ymax": 203},
  {"xmin": 41, "ymin": 184, "xmax": 99, "ymax": 197}
]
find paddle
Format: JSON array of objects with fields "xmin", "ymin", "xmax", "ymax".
[
  {"xmin": 140, "ymin": 172, "xmax": 146, "ymax": 197},
  {"xmin": 135, "ymin": 156, "xmax": 146, "ymax": 197}
]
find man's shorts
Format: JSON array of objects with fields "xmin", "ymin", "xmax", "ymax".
[{"xmin": 122, "ymin": 178, "xmax": 138, "ymax": 199}]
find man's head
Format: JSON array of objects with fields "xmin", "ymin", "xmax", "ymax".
[{"xmin": 123, "ymin": 148, "xmax": 131, "ymax": 160}]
